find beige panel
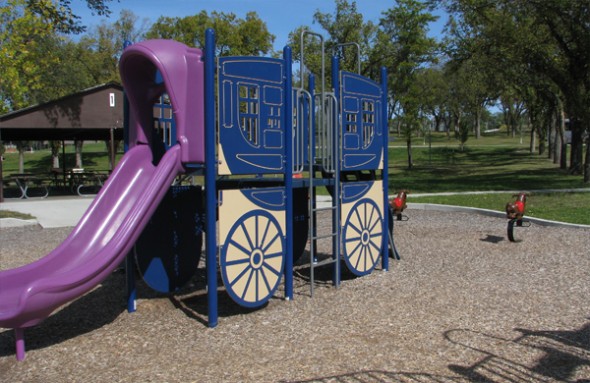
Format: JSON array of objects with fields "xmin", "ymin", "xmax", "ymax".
[
  {"xmin": 341, "ymin": 181, "xmax": 384, "ymax": 273},
  {"xmin": 219, "ymin": 189, "xmax": 286, "ymax": 303},
  {"xmin": 217, "ymin": 144, "xmax": 231, "ymax": 175}
]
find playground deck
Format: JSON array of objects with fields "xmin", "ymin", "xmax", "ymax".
[{"xmin": 1, "ymin": 209, "xmax": 589, "ymax": 382}]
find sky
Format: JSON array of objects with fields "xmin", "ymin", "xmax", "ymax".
[{"xmin": 71, "ymin": 0, "xmax": 447, "ymax": 50}]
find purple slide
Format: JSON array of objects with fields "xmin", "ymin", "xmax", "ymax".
[{"xmin": 0, "ymin": 143, "xmax": 184, "ymax": 360}]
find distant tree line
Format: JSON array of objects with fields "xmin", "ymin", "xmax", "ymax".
[{"xmin": 1, "ymin": 0, "xmax": 588, "ymax": 182}]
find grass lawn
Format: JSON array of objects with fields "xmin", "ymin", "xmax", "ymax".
[
  {"xmin": 1, "ymin": 142, "xmax": 122, "ymax": 177},
  {"xmin": 2, "ymin": 131, "xmax": 588, "ymax": 224},
  {"xmin": 0, "ymin": 210, "xmax": 34, "ymax": 220},
  {"xmin": 409, "ymin": 192, "xmax": 590, "ymax": 225},
  {"xmin": 388, "ymin": 131, "xmax": 588, "ymax": 224}
]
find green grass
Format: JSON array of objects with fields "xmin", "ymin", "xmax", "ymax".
[
  {"xmin": 2, "ymin": 142, "xmax": 122, "ymax": 177},
  {"xmin": 2, "ymin": 131, "xmax": 588, "ymax": 224},
  {"xmin": 409, "ymin": 192, "xmax": 590, "ymax": 225},
  {"xmin": 389, "ymin": 145, "xmax": 585, "ymax": 193},
  {"xmin": 388, "ymin": 131, "xmax": 589, "ymax": 225},
  {"xmin": 0, "ymin": 210, "xmax": 35, "ymax": 220},
  {"xmin": 388, "ymin": 131, "xmax": 585, "ymax": 193}
]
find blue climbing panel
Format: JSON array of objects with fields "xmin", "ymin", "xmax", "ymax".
[
  {"xmin": 217, "ymin": 56, "xmax": 287, "ymax": 175},
  {"xmin": 340, "ymin": 71, "xmax": 384, "ymax": 171}
]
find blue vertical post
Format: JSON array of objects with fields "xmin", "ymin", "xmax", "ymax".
[
  {"xmin": 284, "ymin": 46, "xmax": 294, "ymax": 300},
  {"xmin": 205, "ymin": 28, "xmax": 218, "ymax": 327},
  {"xmin": 331, "ymin": 55, "xmax": 341, "ymax": 287},
  {"xmin": 122, "ymin": 39, "xmax": 136, "ymax": 313},
  {"xmin": 381, "ymin": 66, "xmax": 389, "ymax": 271}
]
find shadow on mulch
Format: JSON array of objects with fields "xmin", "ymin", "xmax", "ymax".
[
  {"xmin": 0, "ymin": 250, "xmax": 382, "ymax": 356},
  {"xmin": 281, "ymin": 369, "xmax": 471, "ymax": 383},
  {"xmin": 0, "ymin": 271, "xmax": 127, "ymax": 357}
]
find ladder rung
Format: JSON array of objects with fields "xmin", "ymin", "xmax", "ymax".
[
  {"xmin": 312, "ymin": 205, "xmax": 336, "ymax": 213},
  {"xmin": 311, "ymin": 257, "xmax": 338, "ymax": 267},
  {"xmin": 311, "ymin": 233, "xmax": 336, "ymax": 241}
]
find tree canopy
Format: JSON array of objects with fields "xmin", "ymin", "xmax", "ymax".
[
  {"xmin": 2, "ymin": 0, "xmax": 589, "ymax": 182},
  {"xmin": 146, "ymin": 11, "xmax": 275, "ymax": 56}
]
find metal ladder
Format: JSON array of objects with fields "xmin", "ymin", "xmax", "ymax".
[{"xmin": 299, "ymin": 31, "xmax": 341, "ymax": 296}]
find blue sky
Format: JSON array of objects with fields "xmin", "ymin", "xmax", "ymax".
[{"xmin": 72, "ymin": 0, "xmax": 447, "ymax": 50}]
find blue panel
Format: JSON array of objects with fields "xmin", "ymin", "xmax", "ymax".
[
  {"xmin": 344, "ymin": 134, "xmax": 359, "ymax": 150},
  {"xmin": 241, "ymin": 187, "xmax": 285, "ymax": 211},
  {"xmin": 135, "ymin": 186, "xmax": 203, "ymax": 293},
  {"xmin": 342, "ymin": 182, "xmax": 371, "ymax": 203},
  {"xmin": 221, "ymin": 59, "xmax": 283, "ymax": 84},
  {"xmin": 218, "ymin": 57, "xmax": 286, "ymax": 175},
  {"xmin": 152, "ymin": 92, "xmax": 176, "ymax": 150},
  {"xmin": 340, "ymin": 71, "xmax": 383, "ymax": 171}
]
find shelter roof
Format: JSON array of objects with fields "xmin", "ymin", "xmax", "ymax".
[{"xmin": 0, "ymin": 82, "xmax": 124, "ymax": 141}]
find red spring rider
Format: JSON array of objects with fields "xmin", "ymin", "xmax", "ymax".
[
  {"xmin": 390, "ymin": 190, "xmax": 408, "ymax": 220},
  {"xmin": 505, "ymin": 192, "xmax": 531, "ymax": 242},
  {"xmin": 505, "ymin": 192, "xmax": 527, "ymax": 220}
]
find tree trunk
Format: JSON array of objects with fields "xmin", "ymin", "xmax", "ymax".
[
  {"xmin": 50, "ymin": 141, "xmax": 61, "ymax": 169},
  {"xmin": 475, "ymin": 107, "xmax": 481, "ymax": 139},
  {"xmin": 584, "ymin": 134, "xmax": 590, "ymax": 183},
  {"xmin": 569, "ymin": 119, "xmax": 583, "ymax": 174},
  {"xmin": 554, "ymin": 130, "xmax": 562, "ymax": 165},
  {"xmin": 538, "ymin": 133, "xmax": 546, "ymax": 156},
  {"xmin": 558, "ymin": 107, "xmax": 567, "ymax": 169},
  {"xmin": 18, "ymin": 149, "xmax": 25, "ymax": 173},
  {"xmin": 529, "ymin": 125, "xmax": 536, "ymax": 154},
  {"xmin": 75, "ymin": 140, "xmax": 84, "ymax": 169},
  {"xmin": 548, "ymin": 117, "xmax": 554, "ymax": 160},
  {"xmin": 406, "ymin": 137, "xmax": 413, "ymax": 170}
]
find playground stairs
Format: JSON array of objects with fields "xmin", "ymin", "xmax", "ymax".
[{"xmin": 308, "ymin": 187, "xmax": 340, "ymax": 296}]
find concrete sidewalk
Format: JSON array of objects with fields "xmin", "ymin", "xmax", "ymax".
[
  {"xmin": 1, "ymin": 196, "xmax": 93, "ymax": 228},
  {"xmin": 2, "ymin": 191, "xmax": 588, "ymax": 229}
]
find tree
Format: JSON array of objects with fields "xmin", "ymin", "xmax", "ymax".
[
  {"xmin": 437, "ymin": 0, "xmax": 590, "ymax": 182},
  {"xmin": 312, "ymin": 0, "xmax": 378, "ymax": 74},
  {"xmin": 377, "ymin": 0, "xmax": 440, "ymax": 167},
  {"xmin": 1, "ymin": 0, "xmax": 119, "ymax": 112},
  {"xmin": 286, "ymin": 1, "xmax": 378, "ymax": 90},
  {"xmin": 23, "ymin": 0, "xmax": 114, "ymax": 34},
  {"xmin": 146, "ymin": 11, "xmax": 275, "ymax": 56},
  {"xmin": 1, "ymin": 1, "xmax": 130, "ymax": 174},
  {"xmin": 0, "ymin": 0, "xmax": 59, "ymax": 112},
  {"xmin": 414, "ymin": 66, "xmax": 448, "ymax": 133}
]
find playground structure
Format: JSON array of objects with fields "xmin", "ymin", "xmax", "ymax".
[
  {"xmin": 505, "ymin": 192, "xmax": 531, "ymax": 242},
  {"xmin": 0, "ymin": 29, "xmax": 395, "ymax": 360}
]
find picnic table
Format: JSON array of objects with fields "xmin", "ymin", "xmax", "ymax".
[
  {"xmin": 8, "ymin": 173, "xmax": 49, "ymax": 199},
  {"xmin": 67, "ymin": 169, "xmax": 109, "ymax": 196}
]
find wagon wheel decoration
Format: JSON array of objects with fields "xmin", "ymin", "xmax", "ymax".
[
  {"xmin": 342, "ymin": 198, "xmax": 383, "ymax": 276},
  {"xmin": 220, "ymin": 210, "xmax": 285, "ymax": 308}
]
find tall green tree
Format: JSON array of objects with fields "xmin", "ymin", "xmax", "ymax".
[
  {"xmin": 287, "ymin": 1, "xmax": 377, "ymax": 88},
  {"xmin": 146, "ymin": 11, "xmax": 274, "ymax": 56},
  {"xmin": 24, "ymin": 0, "xmax": 114, "ymax": 34},
  {"xmin": 438, "ymin": 0, "xmax": 590, "ymax": 181},
  {"xmin": 0, "ymin": 0, "xmax": 59, "ymax": 112},
  {"xmin": 312, "ymin": 0, "xmax": 378, "ymax": 74},
  {"xmin": 1, "ymin": 0, "xmax": 118, "ymax": 112},
  {"xmin": 377, "ymin": 0, "xmax": 440, "ymax": 168}
]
